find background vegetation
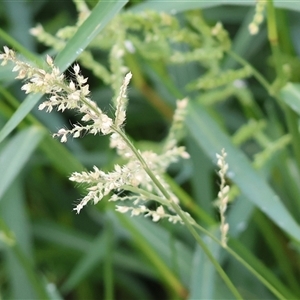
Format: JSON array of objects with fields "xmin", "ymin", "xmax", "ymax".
[{"xmin": 1, "ymin": 0, "xmax": 300, "ymax": 299}]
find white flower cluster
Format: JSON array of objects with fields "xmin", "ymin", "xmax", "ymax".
[
  {"xmin": 216, "ymin": 148, "xmax": 230, "ymax": 247},
  {"xmin": 116, "ymin": 205, "xmax": 184, "ymax": 223},
  {"xmin": 0, "ymin": 47, "xmax": 115, "ymax": 141},
  {"xmin": 1, "ymin": 46, "xmax": 190, "ymax": 224},
  {"xmin": 0, "ymin": 46, "xmax": 63, "ymax": 95},
  {"xmin": 72, "ymin": 98, "xmax": 190, "ymax": 215}
]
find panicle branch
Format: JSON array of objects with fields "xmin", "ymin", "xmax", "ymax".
[
  {"xmin": 216, "ymin": 148, "xmax": 230, "ymax": 247},
  {"xmin": 0, "ymin": 46, "xmax": 190, "ymax": 223}
]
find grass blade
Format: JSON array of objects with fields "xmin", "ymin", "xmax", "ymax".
[
  {"xmin": 61, "ymin": 231, "xmax": 107, "ymax": 293},
  {"xmin": 0, "ymin": 189, "xmax": 50, "ymax": 300},
  {"xmin": 55, "ymin": 0, "xmax": 128, "ymax": 71},
  {"xmin": 0, "ymin": 126, "xmax": 45, "ymax": 200},
  {"xmin": 186, "ymin": 102, "xmax": 300, "ymax": 242},
  {"xmin": 281, "ymin": 82, "xmax": 300, "ymax": 115},
  {"xmin": 0, "ymin": 0, "xmax": 128, "ymax": 144},
  {"xmin": 0, "ymin": 94, "xmax": 43, "ymax": 144},
  {"xmin": 1, "ymin": 180, "xmax": 36, "ymax": 299},
  {"xmin": 189, "ymin": 236, "xmax": 219, "ymax": 299},
  {"xmin": 130, "ymin": 0, "xmax": 300, "ymax": 13}
]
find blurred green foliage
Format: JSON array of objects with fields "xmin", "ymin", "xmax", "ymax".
[{"xmin": 1, "ymin": 0, "xmax": 300, "ymax": 299}]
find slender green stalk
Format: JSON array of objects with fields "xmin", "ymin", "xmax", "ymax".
[
  {"xmin": 254, "ymin": 211, "xmax": 300, "ymax": 294},
  {"xmin": 113, "ymin": 128, "xmax": 243, "ymax": 299},
  {"xmin": 114, "ymin": 124, "xmax": 241, "ymax": 298},
  {"xmin": 190, "ymin": 221, "xmax": 292, "ymax": 299},
  {"xmin": 122, "ymin": 185, "xmax": 171, "ymax": 207},
  {"xmin": 0, "ymin": 28, "xmax": 43, "ymax": 66},
  {"xmin": 266, "ymin": 0, "xmax": 284, "ymax": 81},
  {"xmin": 266, "ymin": 0, "xmax": 300, "ymax": 171},
  {"xmin": 191, "ymin": 223, "xmax": 290, "ymax": 300},
  {"xmin": 228, "ymin": 46, "xmax": 300, "ymax": 172},
  {"xmin": 169, "ymin": 202, "xmax": 243, "ymax": 299},
  {"xmin": 225, "ymin": 245, "xmax": 287, "ymax": 300},
  {"xmin": 164, "ymin": 175, "xmax": 216, "ymax": 226},
  {"xmin": 116, "ymin": 121, "xmax": 292, "ymax": 299},
  {"xmin": 227, "ymin": 50, "xmax": 271, "ymax": 93},
  {"xmin": 104, "ymin": 219, "xmax": 114, "ymax": 300}
]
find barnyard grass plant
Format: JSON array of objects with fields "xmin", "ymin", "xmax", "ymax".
[
  {"xmin": 0, "ymin": 46, "xmax": 190, "ymax": 220},
  {"xmin": 1, "ymin": 43, "xmax": 246, "ymax": 298}
]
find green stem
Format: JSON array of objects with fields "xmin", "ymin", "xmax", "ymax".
[
  {"xmin": 227, "ymin": 50, "xmax": 271, "ymax": 93},
  {"xmin": 113, "ymin": 127, "xmax": 171, "ymax": 200},
  {"xmin": 164, "ymin": 175, "xmax": 216, "ymax": 226},
  {"xmin": 191, "ymin": 222, "xmax": 288, "ymax": 300},
  {"xmin": 115, "ymin": 122, "xmax": 289, "ymax": 299},
  {"xmin": 104, "ymin": 219, "xmax": 114, "ymax": 300},
  {"xmin": 266, "ymin": 0, "xmax": 300, "ymax": 171},
  {"xmin": 122, "ymin": 185, "xmax": 171, "ymax": 207},
  {"xmin": 225, "ymin": 245, "xmax": 286, "ymax": 300},
  {"xmin": 266, "ymin": 0, "xmax": 284, "ymax": 81},
  {"xmin": 228, "ymin": 48, "xmax": 300, "ymax": 171},
  {"xmin": 113, "ymin": 128, "xmax": 243, "ymax": 299},
  {"xmin": 170, "ymin": 202, "xmax": 243, "ymax": 299},
  {"xmin": 0, "ymin": 28, "xmax": 44, "ymax": 66},
  {"xmin": 17, "ymin": 51, "xmax": 285, "ymax": 299}
]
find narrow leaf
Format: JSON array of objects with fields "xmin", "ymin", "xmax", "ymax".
[
  {"xmin": 55, "ymin": 0, "xmax": 128, "ymax": 71},
  {"xmin": 189, "ymin": 233, "xmax": 220, "ymax": 300},
  {"xmin": 1, "ymin": 180, "xmax": 36, "ymax": 299},
  {"xmin": 0, "ymin": 93, "xmax": 43, "ymax": 144},
  {"xmin": 130, "ymin": 0, "xmax": 300, "ymax": 13},
  {"xmin": 186, "ymin": 102, "xmax": 300, "ymax": 242},
  {"xmin": 281, "ymin": 82, "xmax": 300, "ymax": 116},
  {"xmin": 0, "ymin": 126, "xmax": 45, "ymax": 200},
  {"xmin": 0, "ymin": 0, "xmax": 128, "ymax": 144},
  {"xmin": 61, "ymin": 232, "xmax": 107, "ymax": 293}
]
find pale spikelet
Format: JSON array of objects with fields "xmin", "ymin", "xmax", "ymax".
[
  {"xmin": 216, "ymin": 148, "xmax": 230, "ymax": 247},
  {"xmin": 114, "ymin": 72, "xmax": 132, "ymax": 127},
  {"xmin": 248, "ymin": 0, "xmax": 266, "ymax": 35},
  {"xmin": 0, "ymin": 46, "xmax": 191, "ymax": 226}
]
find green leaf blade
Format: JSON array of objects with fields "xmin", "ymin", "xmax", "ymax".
[
  {"xmin": 0, "ymin": 126, "xmax": 45, "ymax": 200},
  {"xmin": 186, "ymin": 102, "xmax": 300, "ymax": 241},
  {"xmin": 281, "ymin": 82, "xmax": 300, "ymax": 116},
  {"xmin": 130, "ymin": 0, "xmax": 300, "ymax": 13},
  {"xmin": 0, "ymin": 0, "xmax": 128, "ymax": 144},
  {"xmin": 55, "ymin": 0, "xmax": 128, "ymax": 71}
]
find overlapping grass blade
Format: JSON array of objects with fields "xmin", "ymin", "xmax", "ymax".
[
  {"xmin": 0, "ymin": 126, "xmax": 45, "ymax": 200},
  {"xmin": 0, "ymin": 181, "xmax": 54, "ymax": 299},
  {"xmin": 186, "ymin": 102, "xmax": 300, "ymax": 242},
  {"xmin": 0, "ymin": 0, "xmax": 128, "ymax": 144},
  {"xmin": 61, "ymin": 231, "xmax": 107, "ymax": 293},
  {"xmin": 130, "ymin": 0, "xmax": 300, "ymax": 13},
  {"xmin": 1, "ymin": 180, "xmax": 36, "ymax": 299},
  {"xmin": 281, "ymin": 82, "xmax": 300, "ymax": 115},
  {"xmin": 189, "ymin": 236, "xmax": 220, "ymax": 299},
  {"xmin": 54, "ymin": 0, "xmax": 128, "ymax": 71},
  {"xmin": 116, "ymin": 212, "xmax": 188, "ymax": 298},
  {"xmin": 228, "ymin": 238, "xmax": 297, "ymax": 299}
]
